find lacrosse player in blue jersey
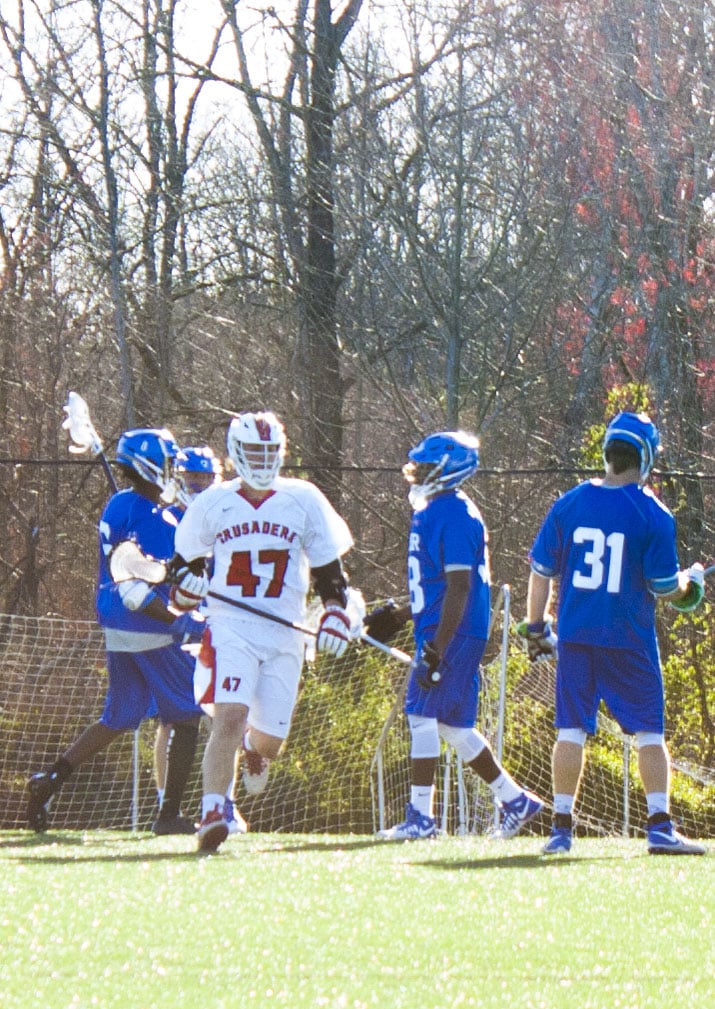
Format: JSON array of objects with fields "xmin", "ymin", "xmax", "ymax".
[
  {"xmin": 27, "ymin": 429, "xmax": 207, "ymax": 835},
  {"xmin": 149, "ymin": 445, "xmax": 243, "ymax": 829},
  {"xmin": 371, "ymin": 431, "xmax": 543, "ymax": 840},
  {"xmin": 526, "ymin": 412, "xmax": 706, "ymax": 856}
]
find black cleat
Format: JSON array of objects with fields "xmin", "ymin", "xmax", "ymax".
[
  {"xmin": 27, "ymin": 773, "xmax": 55, "ymax": 832},
  {"xmin": 152, "ymin": 815, "xmax": 197, "ymax": 836}
]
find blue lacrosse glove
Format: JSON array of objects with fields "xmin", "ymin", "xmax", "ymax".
[
  {"xmin": 411, "ymin": 641, "xmax": 443, "ymax": 689},
  {"xmin": 516, "ymin": 619, "xmax": 558, "ymax": 663},
  {"xmin": 171, "ymin": 611, "xmax": 205, "ymax": 644}
]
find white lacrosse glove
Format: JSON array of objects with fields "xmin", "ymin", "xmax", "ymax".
[
  {"xmin": 316, "ymin": 604, "xmax": 351, "ymax": 658},
  {"xmin": 170, "ymin": 566, "xmax": 210, "ymax": 613},
  {"xmin": 670, "ymin": 563, "xmax": 705, "ymax": 613},
  {"xmin": 118, "ymin": 579, "xmax": 154, "ymax": 612}
]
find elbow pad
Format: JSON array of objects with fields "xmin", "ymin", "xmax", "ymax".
[{"xmin": 311, "ymin": 559, "xmax": 348, "ymax": 607}]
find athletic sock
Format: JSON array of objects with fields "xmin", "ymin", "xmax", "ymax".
[
  {"xmin": 488, "ymin": 772, "xmax": 522, "ymax": 804},
  {"xmin": 645, "ymin": 792, "xmax": 668, "ymax": 817},
  {"xmin": 410, "ymin": 785, "xmax": 435, "ymax": 818},
  {"xmin": 202, "ymin": 794, "xmax": 226, "ymax": 820},
  {"xmin": 553, "ymin": 793, "xmax": 575, "ymax": 815}
]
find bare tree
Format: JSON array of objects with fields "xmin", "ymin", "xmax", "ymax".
[{"xmin": 217, "ymin": 0, "xmax": 364, "ymax": 497}]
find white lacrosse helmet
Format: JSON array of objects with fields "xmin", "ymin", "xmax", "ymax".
[{"xmin": 227, "ymin": 411, "xmax": 287, "ymax": 490}]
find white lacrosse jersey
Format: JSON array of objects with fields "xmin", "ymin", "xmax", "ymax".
[{"xmin": 174, "ymin": 476, "xmax": 353, "ymax": 631}]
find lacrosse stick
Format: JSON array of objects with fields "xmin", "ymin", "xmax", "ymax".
[
  {"xmin": 110, "ymin": 539, "xmax": 415, "ymax": 661},
  {"xmin": 109, "ymin": 539, "xmax": 319, "ymax": 634},
  {"xmin": 62, "ymin": 391, "xmax": 118, "ymax": 492},
  {"xmin": 340, "ymin": 588, "xmax": 413, "ymax": 664}
]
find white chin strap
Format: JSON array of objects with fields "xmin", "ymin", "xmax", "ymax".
[
  {"xmin": 240, "ymin": 469, "xmax": 276, "ymax": 491},
  {"xmin": 408, "ymin": 485, "xmax": 436, "ymax": 511}
]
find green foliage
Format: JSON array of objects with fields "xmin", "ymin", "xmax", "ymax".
[
  {"xmin": 243, "ymin": 639, "xmax": 406, "ymax": 834},
  {"xmin": 662, "ymin": 604, "xmax": 715, "ymax": 766},
  {"xmin": 578, "ymin": 383, "xmax": 654, "ymax": 469}
]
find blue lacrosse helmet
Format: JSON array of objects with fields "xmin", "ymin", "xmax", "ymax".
[
  {"xmin": 115, "ymin": 428, "xmax": 182, "ymax": 491},
  {"xmin": 404, "ymin": 430, "xmax": 480, "ymax": 501},
  {"xmin": 603, "ymin": 412, "xmax": 661, "ymax": 480},
  {"xmin": 175, "ymin": 445, "xmax": 223, "ymax": 505}
]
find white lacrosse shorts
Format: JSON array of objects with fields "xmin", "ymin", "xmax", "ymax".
[{"xmin": 193, "ymin": 618, "xmax": 302, "ymax": 738}]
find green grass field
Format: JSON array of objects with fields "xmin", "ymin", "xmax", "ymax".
[{"xmin": 1, "ymin": 831, "xmax": 712, "ymax": 1009}]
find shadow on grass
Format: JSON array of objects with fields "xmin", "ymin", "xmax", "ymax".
[
  {"xmin": 2, "ymin": 832, "xmax": 643, "ymax": 868},
  {"xmin": 0, "ymin": 831, "xmax": 381, "ymax": 864},
  {"xmin": 0, "ymin": 830, "xmax": 196, "ymax": 863},
  {"xmin": 421, "ymin": 853, "xmax": 581, "ymax": 870}
]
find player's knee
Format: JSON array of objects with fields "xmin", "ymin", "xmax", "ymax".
[
  {"xmin": 407, "ymin": 714, "xmax": 441, "ymax": 759},
  {"xmin": 635, "ymin": 731, "xmax": 665, "ymax": 749},
  {"xmin": 213, "ymin": 704, "xmax": 248, "ymax": 740},
  {"xmin": 556, "ymin": 727, "xmax": 587, "ymax": 746},
  {"xmin": 438, "ymin": 724, "xmax": 487, "ymax": 763}
]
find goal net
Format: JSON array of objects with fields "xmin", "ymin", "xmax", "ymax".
[
  {"xmin": 1, "ymin": 602, "xmax": 713, "ymax": 837},
  {"xmin": 371, "ymin": 589, "xmax": 715, "ymax": 840}
]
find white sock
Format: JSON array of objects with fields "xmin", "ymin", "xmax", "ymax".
[
  {"xmin": 553, "ymin": 793, "xmax": 575, "ymax": 815},
  {"xmin": 410, "ymin": 785, "xmax": 435, "ymax": 818},
  {"xmin": 201, "ymin": 793, "xmax": 225, "ymax": 820},
  {"xmin": 488, "ymin": 772, "xmax": 522, "ymax": 804},
  {"xmin": 646, "ymin": 792, "xmax": 669, "ymax": 817},
  {"xmin": 156, "ymin": 787, "xmax": 165, "ymax": 806}
]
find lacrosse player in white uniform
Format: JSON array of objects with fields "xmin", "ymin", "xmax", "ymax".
[{"xmin": 173, "ymin": 411, "xmax": 354, "ymax": 852}]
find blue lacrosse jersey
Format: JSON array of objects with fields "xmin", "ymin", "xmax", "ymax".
[
  {"xmin": 408, "ymin": 489, "xmax": 491, "ymax": 646},
  {"xmin": 529, "ymin": 480, "xmax": 680, "ymax": 651},
  {"xmin": 95, "ymin": 489, "xmax": 180, "ymax": 633}
]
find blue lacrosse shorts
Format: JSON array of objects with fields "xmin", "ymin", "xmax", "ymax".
[
  {"xmin": 101, "ymin": 643, "xmax": 202, "ymax": 731},
  {"xmin": 555, "ymin": 641, "xmax": 665, "ymax": 736},
  {"xmin": 404, "ymin": 634, "xmax": 486, "ymax": 728}
]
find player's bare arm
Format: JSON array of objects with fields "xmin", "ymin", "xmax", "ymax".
[
  {"xmin": 433, "ymin": 568, "xmax": 471, "ymax": 656},
  {"xmin": 526, "ymin": 569, "xmax": 553, "ymax": 625}
]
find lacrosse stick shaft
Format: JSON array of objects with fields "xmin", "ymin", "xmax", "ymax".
[
  {"xmin": 359, "ymin": 632, "xmax": 412, "ymax": 664},
  {"xmin": 97, "ymin": 453, "xmax": 119, "ymax": 493},
  {"xmin": 207, "ymin": 590, "xmax": 318, "ymax": 636}
]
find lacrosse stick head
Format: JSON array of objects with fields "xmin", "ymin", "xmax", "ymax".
[
  {"xmin": 345, "ymin": 587, "xmax": 367, "ymax": 639},
  {"xmin": 62, "ymin": 391, "xmax": 103, "ymax": 455}
]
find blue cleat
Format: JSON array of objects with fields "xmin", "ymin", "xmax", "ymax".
[
  {"xmin": 647, "ymin": 820, "xmax": 705, "ymax": 856},
  {"xmin": 542, "ymin": 826, "xmax": 572, "ymax": 855},
  {"xmin": 378, "ymin": 802, "xmax": 437, "ymax": 840},
  {"xmin": 498, "ymin": 790, "xmax": 544, "ymax": 838}
]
